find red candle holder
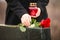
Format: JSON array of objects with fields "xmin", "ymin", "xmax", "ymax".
[
  {"xmin": 29, "ymin": 3, "xmax": 38, "ymax": 16},
  {"xmin": 29, "ymin": 7, "xmax": 38, "ymax": 16}
]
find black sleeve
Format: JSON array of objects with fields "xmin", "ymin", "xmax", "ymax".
[
  {"xmin": 9, "ymin": 0, "xmax": 28, "ymax": 19},
  {"xmin": 37, "ymin": 0, "xmax": 49, "ymax": 19},
  {"xmin": 37, "ymin": 0, "xmax": 49, "ymax": 6}
]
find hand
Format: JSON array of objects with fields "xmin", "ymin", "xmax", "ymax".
[
  {"xmin": 31, "ymin": 8, "xmax": 41, "ymax": 18},
  {"xmin": 21, "ymin": 14, "xmax": 31, "ymax": 26}
]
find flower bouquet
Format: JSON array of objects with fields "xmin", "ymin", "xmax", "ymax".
[{"xmin": 18, "ymin": 18, "xmax": 51, "ymax": 32}]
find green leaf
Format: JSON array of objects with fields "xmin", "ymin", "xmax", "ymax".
[
  {"xmin": 35, "ymin": 22, "xmax": 40, "ymax": 27},
  {"xmin": 34, "ymin": 19, "xmax": 36, "ymax": 24},
  {"xmin": 19, "ymin": 26, "xmax": 26, "ymax": 32},
  {"xmin": 30, "ymin": 18, "xmax": 36, "ymax": 24},
  {"xmin": 30, "ymin": 18, "xmax": 40, "ymax": 27}
]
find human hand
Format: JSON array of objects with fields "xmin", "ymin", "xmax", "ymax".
[
  {"xmin": 21, "ymin": 14, "xmax": 31, "ymax": 26},
  {"xmin": 31, "ymin": 8, "xmax": 41, "ymax": 18}
]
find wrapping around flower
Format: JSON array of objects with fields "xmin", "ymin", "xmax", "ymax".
[{"xmin": 40, "ymin": 18, "xmax": 51, "ymax": 28}]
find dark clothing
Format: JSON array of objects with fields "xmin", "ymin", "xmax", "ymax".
[{"xmin": 5, "ymin": 0, "xmax": 49, "ymax": 25}]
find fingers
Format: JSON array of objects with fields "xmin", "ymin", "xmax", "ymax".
[{"xmin": 21, "ymin": 14, "xmax": 31, "ymax": 26}]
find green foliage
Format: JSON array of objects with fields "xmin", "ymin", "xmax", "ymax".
[
  {"xmin": 18, "ymin": 18, "xmax": 40, "ymax": 32},
  {"xmin": 30, "ymin": 18, "xmax": 40, "ymax": 27},
  {"xmin": 18, "ymin": 24, "xmax": 26, "ymax": 32},
  {"xmin": 19, "ymin": 26, "xmax": 26, "ymax": 32}
]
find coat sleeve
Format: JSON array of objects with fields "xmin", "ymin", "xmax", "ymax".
[
  {"xmin": 37, "ymin": 0, "xmax": 49, "ymax": 6},
  {"xmin": 37, "ymin": 0, "xmax": 49, "ymax": 19},
  {"xmin": 9, "ymin": 0, "xmax": 28, "ymax": 19}
]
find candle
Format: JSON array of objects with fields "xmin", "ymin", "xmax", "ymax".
[{"xmin": 29, "ymin": 3, "xmax": 38, "ymax": 16}]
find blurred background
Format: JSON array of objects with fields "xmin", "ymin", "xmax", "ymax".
[
  {"xmin": 47, "ymin": 0, "xmax": 60, "ymax": 40},
  {"xmin": 0, "ymin": 0, "xmax": 60, "ymax": 40},
  {"xmin": 0, "ymin": 0, "xmax": 7, "ymax": 24}
]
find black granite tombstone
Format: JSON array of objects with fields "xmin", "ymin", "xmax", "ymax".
[{"xmin": 0, "ymin": 26, "xmax": 51, "ymax": 40}]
